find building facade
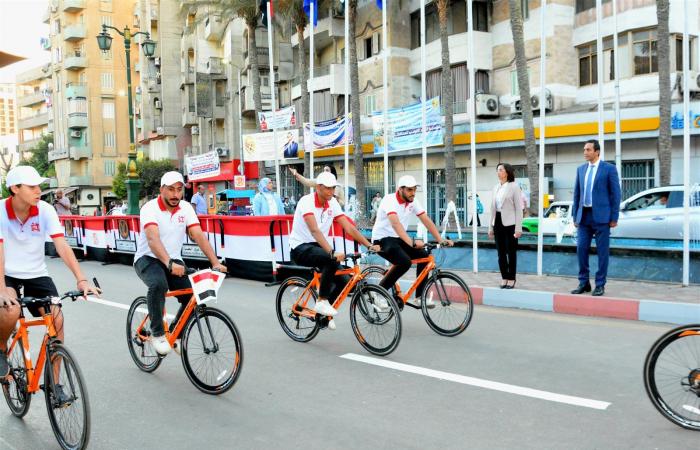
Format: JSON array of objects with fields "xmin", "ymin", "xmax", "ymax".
[{"xmin": 0, "ymin": 83, "xmax": 20, "ymax": 179}]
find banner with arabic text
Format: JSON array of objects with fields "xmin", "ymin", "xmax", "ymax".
[
  {"xmin": 186, "ymin": 150, "xmax": 221, "ymax": 181},
  {"xmin": 258, "ymin": 105, "xmax": 297, "ymax": 131},
  {"xmin": 303, "ymin": 114, "xmax": 353, "ymax": 151},
  {"xmin": 372, "ymin": 97, "xmax": 443, "ymax": 154}
]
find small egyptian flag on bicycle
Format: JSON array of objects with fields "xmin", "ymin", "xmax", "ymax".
[{"xmin": 188, "ymin": 269, "xmax": 225, "ymax": 304}]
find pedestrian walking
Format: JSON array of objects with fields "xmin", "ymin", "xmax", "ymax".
[
  {"xmin": 488, "ymin": 163, "xmax": 523, "ymax": 289},
  {"xmin": 190, "ymin": 184, "xmax": 208, "ymax": 215},
  {"xmin": 570, "ymin": 139, "xmax": 621, "ymax": 297}
]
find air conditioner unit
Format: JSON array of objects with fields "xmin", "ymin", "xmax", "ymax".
[
  {"xmin": 475, "ymin": 93, "xmax": 499, "ymax": 118},
  {"xmin": 510, "ymin": 98, "xmax": 522, "ymax": 115},
  {"xmin": 70, "ymin": 130, "xmax": 81, "ymax": 138},
  {"xmin": 154, "ymin": 99, "xmax": 162, "ymax": 109},
  {"xmin": 216, "ymin": 147, "xmax": 229, "ymax": 157},
  {"xmin": 156, "ymin": 126, "xmax": 164, "ymax": 135},
  {"xmin": 531, "ymin": 88, "xmax": 553, "ymax": 112},
  {"xmin": 154, "ymin": 57, "xmax": 161, "ymax": 67},
  {"xmin": 680, "ymin": 71, "xmax": 700, "ymax": 92},
  {"xmin": 191, "ymin": 125, "xmax": 199, "ymax": 135}
]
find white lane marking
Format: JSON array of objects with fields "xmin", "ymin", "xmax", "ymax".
[
  {"xmin": 0, "ymin": 436, "xmax": 21, "ymax": 450},
  {"xmin": 340, "ymin": 353, "xmax": 611, "ymax": 410},
  {"xmin": 682, "ymin": 404, "xmax": 700, "ymax": 416},
  {"xmin": 86, "ymin": 297, "xmax": 175, "ymax": 319}
]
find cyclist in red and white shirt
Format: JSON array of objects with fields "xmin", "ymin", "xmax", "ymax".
[
  {"xmin": 289, "ymin": 172, "xmax": 379, "ymax": 326},
  {"xmin": 371, "ymin": 175, "xmax": 452, "ymax": 308},
  {"xmin": 0, "ymin": 166, "xmax": 100, "ymax": 379},
  {"xmin": 134, "ymin": 171, "xmax": 226, "ymax": 355}
]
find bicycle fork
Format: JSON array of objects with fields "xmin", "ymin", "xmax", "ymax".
[{"xmin": 193, "ymin": 307, "xmax": 219, "ymax": 354}]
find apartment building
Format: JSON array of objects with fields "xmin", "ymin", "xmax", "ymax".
[
  {"xmin": 44, "ymin": 0, "xmax": 139, "ymax": 213},
  {"xmin": 0, "ymin": 84, "xmax": 20, "ymax": 178},
  {"xmin": 277, "ymin": 0, "xmax": 700, "ymax": 224},
  {"xmin": 15, "ymin": 64, "xmax": 52, "ymax": 160}
]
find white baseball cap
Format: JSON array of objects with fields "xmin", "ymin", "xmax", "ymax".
[
  {"xmin": 5, "ymin": 166, "xmax": 49, "ymax": 187},
  {"xmin": 160, "ymin": 171, "xmax": 185, "ymax": 187},
  {"xmin": 316, "ymin": 172, "xmax": 338, "ymax": 188},
  {"xmin": 397, "ymin": 175, "xmax": 419, "ymax": 188}
]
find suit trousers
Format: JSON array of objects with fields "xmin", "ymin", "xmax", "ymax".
[
  {"xmin": 576, "ymin": 207, "xmax": 611, "ymax": 287},
  {"xmin": 493, "ymin": 212, "xmax": 518, "ymax": 281}
]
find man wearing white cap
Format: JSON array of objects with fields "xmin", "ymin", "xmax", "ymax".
[
  {"xmin": 371, "ymin": 175, "xmax": 452, "ymax": 308},
  {"xmin": 289, "ymin": 172, "xmax": 379, "ymax": 328},
  {"xmin": 133, "ymin": 171, "xmax": 227, "ymax": 355},
  {"xmin": 0, "ymin": 166, "xmax": 101, "ymax": 381}
]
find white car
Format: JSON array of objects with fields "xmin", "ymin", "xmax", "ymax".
[{"xmin": 612, "ymin": 186, "xmax": 700, "ymax": 240}]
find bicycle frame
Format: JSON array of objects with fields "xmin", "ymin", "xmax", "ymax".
[
  {"xmin": 134, "ymin": 289, "xmax": 198, "ymax": 349},
  {"xmin": 6, "ymin": 311, "xmax": 60, "ymax": 394},
  {"xmin": 393, "ymin": 255, "xmax": 437, "ymax": 304},
  {"xmin": 292, "ymin": 264, "xmax": 366, "ymax": 317}
]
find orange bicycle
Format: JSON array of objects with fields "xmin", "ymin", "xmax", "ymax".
[
  {"xmin": 362, "ymin": 243, "xmax": 474, "ymax": 336},
  {"xmin": 2, "ymin": 290, "xmax": 91, "ymax": 450},
  {"xmin": 275, "ymin": 252, "xmax": 402, "ymax": 356},
  {"xmin": 126, "ymin": 269, "xmax": 243, "ymax": 395}
]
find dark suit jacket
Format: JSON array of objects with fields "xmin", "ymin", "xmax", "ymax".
[
  {"xmin": 283, "ymin": 141, "xmax": 299, "ymax": 158},
  {"xmin": 572, "ymin": 160, "xmax": 621, "ymax": 225}
]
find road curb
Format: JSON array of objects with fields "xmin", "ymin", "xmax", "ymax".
[{"xmin": 397, "ymin": 280, "xmax": 699, "ymax": 324}]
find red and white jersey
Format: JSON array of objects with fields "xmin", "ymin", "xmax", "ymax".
[
  {"xmin": 0, "ymin": 199, "xmax": 64, "ymax": 278},
  {"xmin": 289, "ymin": 193, "xmax": 345, "ymax": 249},
  {"xmin": 371, "ymin": 191, "xmax": 426, "ymax": 242},
  {"xmin": 134, "ymin": 196, "xmax": 200, "ymax": 263}
]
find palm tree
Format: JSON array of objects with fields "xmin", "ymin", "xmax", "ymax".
[
  {"xmin": 436, "ymin": 0, "xmax": 456, "ymax": 216},
  {"xmin": 348, "ymin": 0, "xmax": 367, "ymax": 223},
  {"xmin": 656, "ymin": 0, "xmax": 672, "ymax": 186},
  {"xmin": 508, "ymin": 0, "xmax": 538, "ymax": 214}
]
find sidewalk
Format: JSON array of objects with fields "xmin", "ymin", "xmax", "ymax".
[{"xmin": 424, "ymin": 270, "xmax": 700, "ymax": 325}]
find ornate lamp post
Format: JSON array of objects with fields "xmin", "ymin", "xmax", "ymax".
[{"xmin": 97, "ymin": 25, "xmax": 156, "ymax": 214}]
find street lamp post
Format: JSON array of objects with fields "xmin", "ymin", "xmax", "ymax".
[{"xmin": 97, "ymin": 25, "xmax": 156, "ymax": 215}]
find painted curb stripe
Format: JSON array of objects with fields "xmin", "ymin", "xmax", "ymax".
[
  {"xmin": 482, "ymin": 287, "xmax": 554, "ymax": 312},
  {"xmin": 638, "ymin": 300, "xmax": 700, "ymax": 325},
  {"xmin": 553, "ymin": 294, "xmax": 639, "ymax": 321}
]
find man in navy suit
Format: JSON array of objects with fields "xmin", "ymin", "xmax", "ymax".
[{"xmin": 571, "ymin": 139, "xmax": 621, "ymax": 296}]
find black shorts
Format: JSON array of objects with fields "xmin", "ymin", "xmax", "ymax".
[{"xmin": 4, "ymin": 276, "xmax": 60, "ymax": 318}]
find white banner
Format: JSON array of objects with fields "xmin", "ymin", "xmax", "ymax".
[
  {"xmin": 186, "ymin": 150, "xmax": 221, "ymax": 181},
  {"xmin": 243, "ymin": 129, "xmax": 300, "ymax": 162},
  {"xmin": 258, "ymin": 106, "xmax": 297, "ymax": 131}
]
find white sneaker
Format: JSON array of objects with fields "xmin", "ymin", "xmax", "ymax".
[
  {"xmin": 408, "ymin": 293, "xmax": 437, "ymax": 309},
  {"xmin": 370, "ymin": 292, "xmax": 389, "ymax": 312},
  {"xmin": 151, "ymin": 335, "xmax": 171, "ymax": 356},
  {"xmin": 313, "ymin": 300, "xmax": 338, "ymax": 317},
  {"xmin": 328, "ymin": 319, "xmax": 337, "ymax": 330}
]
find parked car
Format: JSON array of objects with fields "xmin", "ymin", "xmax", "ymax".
[
  {"xmin": 612, "ymin": 185, "xmax": 700, "ymax": 240},
  {"xmin": 521, "ymin": 201, "xmax": 574, "ymax": 235}
]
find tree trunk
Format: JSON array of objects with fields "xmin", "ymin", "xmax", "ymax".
[
  {"xmin": 657, "ymin": 0, "xmax": 672, "ymax": 186},
  {"xmin": 508, "ymin": 0, "xmax": 538, "ymax": 215},
  {"xmin": 437, "ymin": 0, "xmax": 455, "ymax": 214},
  {"xmin": 296, "ymin": 20, "xmax": 312, "ymax": 186},
  {"xmin": 349, "ymin": 0, "xmax": 367, "ymax": 225}
]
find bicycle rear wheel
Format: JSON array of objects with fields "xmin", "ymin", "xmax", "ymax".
[
  {"xmin": 644, "ymin": 324, "xmax": 700, "ymax": 431},
  {"xmin": 44, "ymin": 343, "xmax": 90, "ymax": 450},
  {"xmin": 126, "ymin": 296, "xmax": 162, "ymax": 373},
  {"xmin": 421, "ymin": 272, "xmax": 473, "ymax": 337},
  {"xmin": 350, "ymin": 284, "xmax": 402, "ymax": 356},
  {"xmin": 361, "ymin": 265, "xmax": 398, "ymax": 293},
  {"xmin": 2, "ymin": 336, "xmax": 32, "ymax": 417},
  {"xmin": 181, "ymin": 306, "xmax": 243, "ymax": 395},
  {"xmin": 275, "ymin": 277, "xmax": 320, "ymax": 342}
]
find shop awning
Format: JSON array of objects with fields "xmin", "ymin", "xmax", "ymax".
[
  {"xmin": 216, "ymin": 189, "xmax": 256, "ymax": 200},
  {"xmin": 40, "ymin": 187, "xmax": 79, "ymax": 197}
]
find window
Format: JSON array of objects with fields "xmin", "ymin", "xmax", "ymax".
[
  {"xmin": 676, "ymin": 36, "xmax": 693, "ymax": 71},
  {"xmin": 101, "ymin": 72, "xmax": 114, "ymax": 89},
  {"xmin": 104, "ymin": 160, "xmax": 116, "ymax": 176},
  {"xmin": 427, "ymin": 168, "xmax": 468, "ymax": 225},
  {"xmin": 576, "ymin": 0, "xmax": 611, "ymax": 13},
  {"xmin": 365, "ymin": 159, "xmax": 393, "ymax": 211},
  {"xmin": 473, "ymin": 1, "xmax": 488, "ymax": 32},
  {"xmin": 410, "ymin": 0, "xmax": 485, "ymax": 49},
  {"xmin": 633, "ymin": 29, "xmax": 658, "ymax": 75},
  {"xmin": 102, "ymin": 101, "xmax": 115, "ymax": 119},
  {"xmin": 625, "ymin": 191, "xmax": 671, "ymax": 211},
  {"xmin": 578, "ymin": 44, "xmax": 598, "ymax": 86},
  {"xmin": 104, "ymin": 132, "xmax": 115, "ymax": 148},
  {"xmin": 101, "ymin": 16, "xmax": 112, "ymax": 27},
  {"xmin": 365, "ymin": 94, "xmax": 376, "ymax": 116},
  {"xmin": 364, "ymin": 37, "xmax": 372, "ymax": 60},
  {"xmin": 621, "ymin": 159, "xmax": 654, "ymax": 199},
  {"xmin": 511, "ymin": 164, "xmax": 553, "ymax": 179}
]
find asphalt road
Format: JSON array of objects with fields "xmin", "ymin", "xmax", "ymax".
[{"xmin": 1, "ymin": 259, "xmax": 697, "ymax": 449}]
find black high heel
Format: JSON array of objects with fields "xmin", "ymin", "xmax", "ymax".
[{"xmin": 505, "ymin": 280, "xmax": 516, "ymax": 289}]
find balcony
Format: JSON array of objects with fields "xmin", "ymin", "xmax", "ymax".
[
  {"xmin": 63, "ymin": 0, "xmax": 86, "ymax": 13},
  {"xmin": 207, "ymin": 57, "xmax": 224, "ymax": 75},
  {"xmin": 69, "ymin": 175, "xmax": 93, "ymax": 186},
  {"xmin": 182, "ymin": 107, "xmax": 196, "ymax": 127},
  {"xmin": 181, "ymin": 66, "xmax": 195, "ymax": 85},
  {"xmin": 64, "ymin": 24, "xmax": 86, "ymax": 41},
  {"xmin": 66, "ymin": 82, "xmax": 87, "ymax": 98},
  {"xmin": 244, "ymin": 46, "xmax": 270, "ymax": 69},
  {"xmin": 48, "ymin": 147, "xmax": 69, "ymax": 162},
  {"xmin": 19, "ymin": 138, "xmax": 42, "ymax": 153},
  {"xmin": 204, "ymin": 15, "xmax": 224, "ymax": 41},
  {"xmin": 241, "ymin": 86, "xmax": 272, "ymax": 114},
  {"xmin": 64, "ymin": 55, "xmax": 87, "ymax": 70},
  {"xmin": 70, "ymin": 145, "xmax": 91, "ymax": 160},
  {"xmin": 18, "ymin": 113, "xmax": 49, "ymax": 130},
  {"xmin": 291, "ymin": 14, "xmax": 344, "ymax": 48},
  {"xmin": 67, "ymin": 113, "xmax": 88, "ymax": 128},
  {"xmin": 18, "ymin": 92, "xmax": 46, "ymax": 107},
  {"xmin": 16, "ymin": 63, "xmax": 51, "ymax": 84},
  {"xmin": 292, "ymin": 64, "xmax": 346, "ymax": 99}
]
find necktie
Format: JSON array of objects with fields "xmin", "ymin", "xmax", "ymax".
[{"xmin": 584, "ymin": 164, "xmax": 594, "ymax": 206}]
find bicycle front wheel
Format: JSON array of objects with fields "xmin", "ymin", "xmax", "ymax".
[
  {"xmin": 350, "ymin": 284, "xmax": 402, "ymax": 356},
  {"xmin": 181, "ymin": 307, "xmax": 243, "ymax": 395},
  {"xmin": 2, "ymin": 336, "xmax": 32, "ymax": 417},
  {"xmin": 126, "ymin": 296, "xmax": 162, "ymax": 373},
  {"xmin": 421, "ymin": 272, "xmax": 473, "ymax": 337},
  {"xmin": 43, "ymin": 343, "xmax": 90, "ymax": 450},
  {"xmin": 276, "ymin": 277, "xmax": 320, "ymax": 343},
  {"xmin": 644, "ymin": 324, "xmax": 700, "ymax": 431}
]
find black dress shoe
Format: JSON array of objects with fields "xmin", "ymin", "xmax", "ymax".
[
  {"xmin": 571, "ymin": 283, "xmax": 592, "ymax": 294},
  {"xmin": 592, "ymin": 286, "xmax": 605, "ymax": 296}
]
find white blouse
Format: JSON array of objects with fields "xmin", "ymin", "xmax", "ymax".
[{"xmin": 495, "ymin": 182, "xmax": 509, "ymax": 211}]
